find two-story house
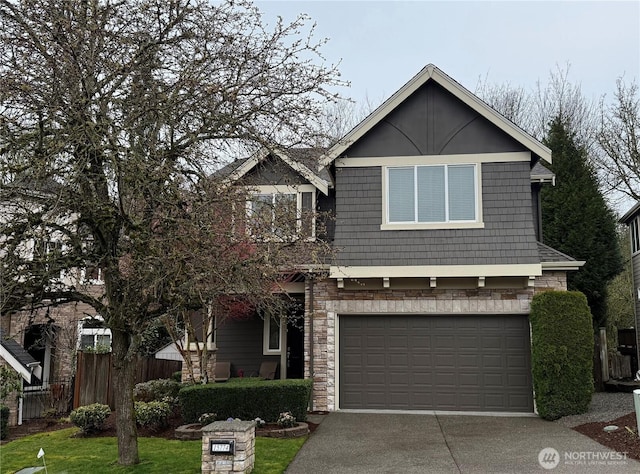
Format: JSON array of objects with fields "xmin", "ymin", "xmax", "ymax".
[
  {"xmin": 213, "ymin": 64, "xmax": 583, "ymax": 414},
  {"xmin": 620, "ymin": 203, "xmax": 640, "ymax": 367}
]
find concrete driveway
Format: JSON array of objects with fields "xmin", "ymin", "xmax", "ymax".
[{"xmin": 285, "ymin": 412, "xmax": 640, "ymax": 473}]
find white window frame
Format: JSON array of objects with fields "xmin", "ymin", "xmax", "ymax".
[
  {"xmin": 382, "ymin": 163, "xmax": 483, "ymax": 230},
  {"xmin": 630, "ymin": 216, "xmax": 640, "ymax": 255},
  {"xmin": 263, "ymin": 315, "xmax": 283, "ymax": 355},
  {"xmin": 246, "ymin": 184, "xmax": 316, "ymax": 240},
  {"xmin": 77, "ymin": 316, "xmax": 112, "ymax": 352}
]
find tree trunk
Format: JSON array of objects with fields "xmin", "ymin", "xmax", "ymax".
[{"xmin": 111, "ymin": 328, "xmax": 139, "ymax": 465}]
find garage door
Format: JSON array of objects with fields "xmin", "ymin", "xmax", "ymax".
[{"xmin": 339, "ymin": 314, "xmax": 533, "ymax": 412}]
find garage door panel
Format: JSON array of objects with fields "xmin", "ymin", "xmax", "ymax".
[
  {"xmin": 339, "ymin": 314, "xmax": 533, "ymax": 412},
  {"xmin": 458, "ymin": 354, "xmax": 481, "ymax": 368}
]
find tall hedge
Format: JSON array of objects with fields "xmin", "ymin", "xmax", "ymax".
[
  {"xmin": 530, "ymin": 290, "xmax": 594, "ymax": 420},
  {"xmin": 179, "ymin": 378, "xmax": 312, "ymax": 424}
]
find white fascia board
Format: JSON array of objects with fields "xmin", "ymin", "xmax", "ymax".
[
  {"xmin": 541, "ymin": 261, "xmax": 586, "ymax": 271},
  {"xmin": 330, "ymin": 264, "xmax": 543, "ymax": 279},
  {"xmin": 273, "ymin": 151, "xmax": 329, "ymax": 196},
  {"xmin": 320, "ymin": 64, "xmax": 551, "ymax": 169},
  {"xmin": 0, "ymin": 345, "xmax": 35, "ymax": 382}
]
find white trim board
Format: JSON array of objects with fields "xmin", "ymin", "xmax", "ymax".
[
  {"xmin": 330, "ymin": 264, "xmax": 543, "ymax": 279},
  {"xmin": 336, "ymin": 152, "xmax": 531, "ymax": 168}
]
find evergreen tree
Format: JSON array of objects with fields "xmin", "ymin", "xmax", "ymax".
[{"xmin": 542, "ymin": 117, "xmax": 623, "ymax": 328}]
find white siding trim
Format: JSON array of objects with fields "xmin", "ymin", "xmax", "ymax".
[{"xmin": 330, "ymin": 264, "xmax": 543, "ymax": 279}]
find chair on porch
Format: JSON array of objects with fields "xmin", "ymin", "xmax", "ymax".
[
  {"xmin": 214, "ymin": 361, "xmax": 231, "ymax": 382},
  {"xmin": 258, "ymin": 361, "xmax": 278, "ymax": 380}
]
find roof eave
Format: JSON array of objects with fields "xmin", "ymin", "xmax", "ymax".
[{"xmin": 620, "ymin": 202, "xmax": 640, "ymax": 224}]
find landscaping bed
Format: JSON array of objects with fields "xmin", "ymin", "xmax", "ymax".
[{"xmin": 574, "ymin": 412, "xmax": 640, "ymax": 461}]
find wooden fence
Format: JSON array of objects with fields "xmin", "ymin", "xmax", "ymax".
[{"xmin": 73, "ymin": 352, "xmax": 181, "ymax": 409}]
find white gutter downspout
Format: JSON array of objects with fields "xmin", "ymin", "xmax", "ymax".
[{"xmin": 18, "ymin": 379, "xmax": 23, "ymax": 425}]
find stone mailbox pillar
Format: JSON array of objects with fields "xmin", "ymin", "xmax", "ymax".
[{"xmin": 202, "ymin": 420, "xmax": 256, "ymax": 473}]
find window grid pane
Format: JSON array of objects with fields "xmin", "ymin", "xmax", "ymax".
[
  {"xmin": 417, "ymin": 166, "xmax": 445, "ymax": 222},
  {"xmin": 448, "ymin": 165, "xmax": 476, "ymax": 221},
  {"xmin": 388, "ymin": 168, "xmax": 415, "ymax": 222}
]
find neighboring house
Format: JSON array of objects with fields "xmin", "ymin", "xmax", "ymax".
[
  {"xmin": 0, "ymin": 330, "xmax": 42, "ymax": 425},
  {"xmin": 0, "ymin": 179, "xmax": 110, "ymax": 420},
  {"xmin": 212, "ymin": 64, "xmax": 584, "ymax": 414},
  {"xmin": 620, "ymin": 202, "xmax": 640, "ymax": 362}
]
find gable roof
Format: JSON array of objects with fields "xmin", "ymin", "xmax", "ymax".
[
  {"xmin": 320, "ymin": 64, "xmax": 552, "ymax": 168},
  {"xmin": 223, "ymin": 147, "xmax": 330, "ymax": 195},
  {"xmin": 0, "ymin": 331, "xmax": 42, "ymax": 382}
]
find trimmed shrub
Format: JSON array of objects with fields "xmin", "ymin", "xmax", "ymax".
[
  {"xmin": 530, "ymin": 291, "xmax": 594, "ymax": 420},
  {"xmin": 134, "ymin": 400, "xmax": 172, "ymax": 429},
  {"xmin": 134, "ymin": 378, "xmax": 181, "ymax": 403},
  {"xmin": 0, "ymin": 405, "xmax": 9, "ymax": 440},
  {"xmin": 179, "ymin": 378, "xmax": 312, "ymax": 424},
  {"xmin": 70, "ymin": 403, "xmax": 111, "ymax": 433}
]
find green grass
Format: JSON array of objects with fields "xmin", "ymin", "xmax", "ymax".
[{"xmin": 0, "ymin": 428, "xmax": 306, "ymax": 474}]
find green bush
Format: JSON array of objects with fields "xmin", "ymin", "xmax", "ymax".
[
  {"xmin": 530, "ymin": 291, "xmax": 594, "ymax": 420},
  {"xmin": 171, "ymin": 371, "xmax": 182, "ymax": 382},
  {"xmin": 179, "ymin": 378, "xmax": 312, "ymax": 424},
  {"xmin": 0, "ymin": 405, "xmax": 9, "ymax": 440},
  {"xmin": 134, "ymin": 378, "xmax": 181, "ymax": 403},
  {"xmin": 69, "ymin": 403, "xmax": 111, "ymax": 433},
  {"xmin": 134, "ymin": 400, "xmax": 172, "ymax": 429}
]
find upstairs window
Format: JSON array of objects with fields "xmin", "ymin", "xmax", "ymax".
[
  {"xmin": 247, "ymin": 186, "xmax": 315, "ymax": 240},
  {"xmin": 385, "ymin": 164, "xmax": 479, "ymax": 227},
  {"xmin": 250, "ymin": 193, "xmax": 297, "ymax": 239},
  {"xmin": 78, "ymin": 316, "xmax": 112, "ymax": 353},
  {"xmin": 631, "ymin": 217, "xmax": 640, "ymax": 254}
]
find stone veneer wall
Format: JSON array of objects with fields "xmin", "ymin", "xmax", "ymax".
[
  {"xmin": 303, "ymin": 270, "xmax": 568, "ymax": 412},
  {"xmin": 181, "ymin": 350, "xmax": 216, "ymax": 384}
]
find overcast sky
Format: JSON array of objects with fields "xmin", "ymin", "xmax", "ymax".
[{"xmin": 255, "ymin": 1, "xmax": 640, "ymax": 107}]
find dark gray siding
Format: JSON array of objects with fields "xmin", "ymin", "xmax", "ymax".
[
  {"xmin": 333, "ymin": 161, "xmax": 539, "ymax": 266},
  {"xmin": 345, "ymin": 82, "xmax": 528, "ymax": 158},
  {"xmin": 317, "ymin": 189, "xmax": 335, "ymax": 242},
  {"xmin": 239, "ymin": 155, "xmax": 308, "ymax": 186},
  {"xmin": 633, "ymin": 252, "xmax": 640, "ymax": 348},
  {"xmin": 215, "ymin": 317, "xmax": 279, "ymax": 378}
]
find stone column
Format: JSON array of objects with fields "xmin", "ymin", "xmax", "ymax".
[{"xmin": 201, "ymin": 419, "xmax": 256, "ymax": 473}]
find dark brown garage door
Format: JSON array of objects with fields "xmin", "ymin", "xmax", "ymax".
[{"xmin": 339, "ymin": 314, "xmax": 533, "ymax": 412}]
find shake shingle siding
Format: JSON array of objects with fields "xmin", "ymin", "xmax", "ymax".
[{"xmin": 333, "ymin": 161, "xmax": 539, "ymax": 266}]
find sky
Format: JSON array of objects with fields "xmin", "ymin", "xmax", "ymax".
[{"xmin": 255, "ymin": 1, "xmax": 640, "ymax": 107}]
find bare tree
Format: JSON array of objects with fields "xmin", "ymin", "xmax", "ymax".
[
  {"xmin": 0, "ymin": 0, "xmax": 342, "ymax": 465},
  {"xmin": 476, "ymin": 64, "xmax": 598, "ymax": 150},
  {"xmin": 597, "ymin": 78, "xmax": 640, "ymax": 201},
  {"xmin": 475, "ymin": 78, "xmax": 535, "ymax": 133}
]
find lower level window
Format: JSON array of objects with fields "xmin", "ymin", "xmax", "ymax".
[{"xmin": 263, "ymin": 315, "xmax": 282, "ymax": 355}]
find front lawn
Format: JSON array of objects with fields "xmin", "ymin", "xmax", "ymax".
[{"xmin": 0, "ymin": 428, "xmax": 305, "ymax": 474}]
